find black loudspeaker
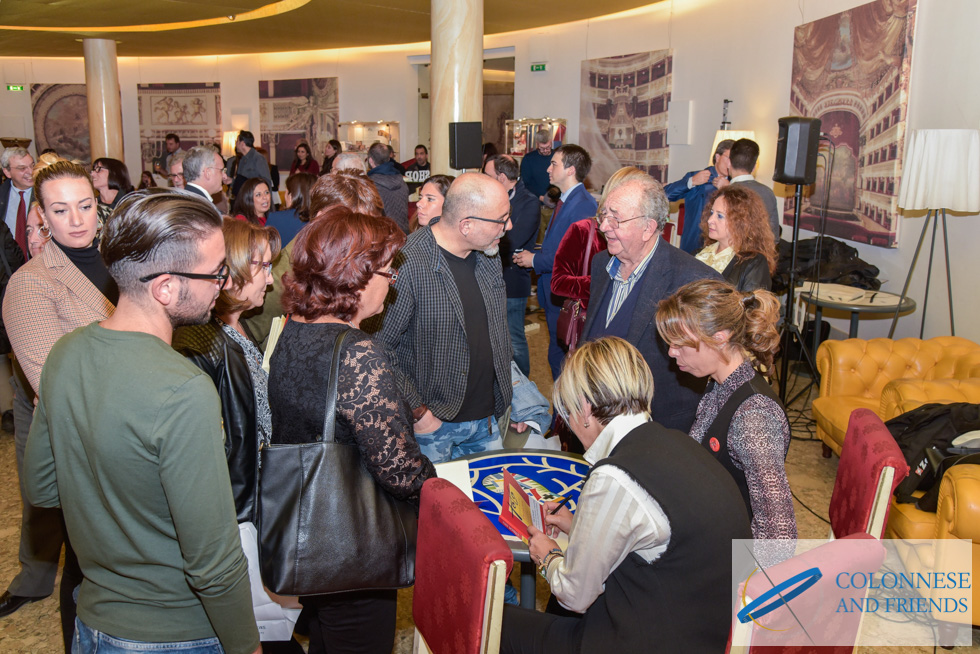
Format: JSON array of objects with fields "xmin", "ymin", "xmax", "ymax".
[
  {"xmin": 449, "ymin": 122, "xmax": 483, "ymax": 170},
  {"xmin": 773, "ymin": 117, "xmax": 822, "ymax": 185}
]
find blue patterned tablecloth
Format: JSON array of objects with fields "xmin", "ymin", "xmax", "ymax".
[{"xmin": 460, "ymin": 449, "xmax": 590, "ymax": 536}]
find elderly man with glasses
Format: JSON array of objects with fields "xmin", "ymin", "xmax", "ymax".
[
  {"xmin": 579, "ymin": 172, "xmax": 721, "ymax": 432},
  {"xmin": 378, "ymin": 172, "xmax": 514, "ymax": 464}
]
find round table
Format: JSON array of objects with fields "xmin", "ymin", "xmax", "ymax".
[
  {"xmin": 458, "ymin": 449, "xmax": 589, "ymax": 609},
  {"xmin": 800, "ymin": 288, "xmax": 916, "ymax": 354}
]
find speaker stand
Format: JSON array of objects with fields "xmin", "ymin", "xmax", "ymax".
[{"xmin": 778, "ymin": 184, "xmax": 820, "ymax": 405}]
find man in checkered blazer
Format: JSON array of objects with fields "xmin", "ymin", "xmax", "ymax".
[{"xmin": 379, "ymin": 173, "xmax": 514, "ymax": 464}]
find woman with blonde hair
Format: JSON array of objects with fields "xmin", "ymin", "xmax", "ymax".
[
  {"xmin": 500, "ymin": 335, "xmax": 750, "ymax": 653},
  {"xmin": 656, "ymin": 278, "xmax": 796, "ymax": 541},
  {"xmin": 695, "ymin": 185, "xmax": 777, "ymax": 292},
  {"xmin": 3, "ymin": 159, "xmax": 116, "ymax": 652}
]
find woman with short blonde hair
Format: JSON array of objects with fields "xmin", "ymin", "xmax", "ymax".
[
  {"xmin": 656, "ymin": 278, "xmax": 796, "ymax": 541},
  {"xmin": 501, "ymin": 336, "xmax": 751, "ymax": 654}
]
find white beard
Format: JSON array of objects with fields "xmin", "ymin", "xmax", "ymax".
[{"xmin": 483, "ymin": 245, "xmax": 500, "ymax": 257}]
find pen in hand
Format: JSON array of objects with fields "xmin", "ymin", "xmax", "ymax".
[{"xmin": 549, "ymin": 496, "xmax": 571, "ymax": 515}]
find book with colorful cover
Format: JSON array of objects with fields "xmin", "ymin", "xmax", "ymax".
[{"xmin": 499, "ymin": 468, "xmax": 547, "ymax": 543}]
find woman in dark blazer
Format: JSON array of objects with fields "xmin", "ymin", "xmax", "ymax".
[
  {"xmin": 174, "ymin": 217, "xmax": 280, "ymax": 522},
  {"xmin": 694, "ymin": 185, "xmax": 776, "ymax": 292}
]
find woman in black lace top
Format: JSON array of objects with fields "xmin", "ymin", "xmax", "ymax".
[
  {"xmin": 656, "ymin": 279, "xmax": 797, "ymax": 542},
  {"xmin": 268, "ymin": 205, "xmax": 435, "ymax": 654}
]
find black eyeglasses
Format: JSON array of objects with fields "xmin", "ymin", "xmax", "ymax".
[
  {"xmin": 465, "ymin": 214, "xmax": 510, "ymax": 225},
  {"xmin": 140, "ymin": 263, "xmax": 229, "ymax": 284},
  {"xmin": 92, "ymin": 166, "xmax": 106, "ymax": 173},
  {"xmin": 374, "ymin": 269, "xmax": 398, "ymax": 285}
]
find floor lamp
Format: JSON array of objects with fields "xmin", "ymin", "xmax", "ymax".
[{"xmin": 889, "ymin": 129, "xmax": 980, "ymax": 337}]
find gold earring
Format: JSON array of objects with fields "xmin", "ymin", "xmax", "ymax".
[{"xmin": 583, "ymin": 419, "xmax": 590, "ymax": 428}]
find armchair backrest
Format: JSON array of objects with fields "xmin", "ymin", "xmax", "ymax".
[
  {"xmin": 881, "ymin": 378, "xmax": 980, "ymax": 420},
  {"xmin": 413, "ymin": 478, "xmax": 514, "ymax": 654},
  {"xmin": 817, "ymin": 336, "xmax": 980, "ymax": 401},
  {"xmin": 829, "ymin": 408, "xmax": 909, "ymax": 539}
]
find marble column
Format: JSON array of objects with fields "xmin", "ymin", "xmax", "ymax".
[
  {"xmin": 83, "ymin": 39, "xmax": 124, "ymax": 161},
  {"xmin": 430, "ymin": 0, "xmax": 483, "ymax": 175}
]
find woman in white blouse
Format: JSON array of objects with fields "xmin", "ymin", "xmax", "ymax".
[{"xmin": 499, "ymin": 336, "xmax": 751, "ymax": 654}]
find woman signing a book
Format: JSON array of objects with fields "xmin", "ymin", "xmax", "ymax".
[{"xmin": 499, "ymin": 337, "xmax": 751, "ymax": 654}]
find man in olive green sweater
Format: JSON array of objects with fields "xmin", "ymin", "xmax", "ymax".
[{"xmin": 24, "ymin": 191, "xmax": 261, "ymax": 654}]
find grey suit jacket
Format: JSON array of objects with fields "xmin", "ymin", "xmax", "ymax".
[
  {"xmin": 582, "ymin": 240, "xmax": 722, "ymax": 431},
  {"xmin": 732, "ymin": 178, "xmax": 781, "ymax": 242}
]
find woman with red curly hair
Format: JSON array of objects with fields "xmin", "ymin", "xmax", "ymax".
[
  {"xmin": 266, "ymin": 206, "xmax": 435, "ymax": 654},
  {"xmin": 695, "ymin": 185, "xmax": 777, "ymax": 292}
]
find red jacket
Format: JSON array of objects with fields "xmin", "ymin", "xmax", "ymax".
[{"xmin": 551, "ymin": 218, "xmax": 606, "ymax": 308}]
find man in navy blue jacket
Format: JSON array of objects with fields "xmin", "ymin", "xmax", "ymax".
[
  {"xmin": 514, "ymin": 144, "xmax": 597, "ymax": 379},
  {"xmin": 581, "ymin": 174, "xmax": 721, "ymax": 431},
  {"xmin": 485, "ymin": 154, "xmax": 540, "ymax": 376},
  {"xmin": 663, "ymin": 139, "xmax": 733, "ymax": 254}
]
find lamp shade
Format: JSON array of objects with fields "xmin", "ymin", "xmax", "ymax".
[
  {"xmin": 898, "ymin": 129, "xmax": 980, "ymax": 212},
  {"xmin": 709, "ymin": 129, "xmax": 755, "ymax": 165}
]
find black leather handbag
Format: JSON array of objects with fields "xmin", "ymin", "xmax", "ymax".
[{"xmin": 256, "ymin": 328, "xmax": 417, "ymax": 596}]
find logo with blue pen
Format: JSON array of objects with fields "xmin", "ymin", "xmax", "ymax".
[{"xmin": 738, "ymin": 566, "xmax": 823, "ymax": 633}]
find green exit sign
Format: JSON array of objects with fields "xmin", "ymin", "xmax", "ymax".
[
  {"xmin": 530, "ymin": 63, "xmax": 547, "ymax": 72},
  {"xmin": 6, "ymin": 85, "xmax": 25, "ymax": 92}
]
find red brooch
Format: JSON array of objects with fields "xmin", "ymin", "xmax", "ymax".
[{"xmin": 709, "ymin": 437, "xmax": 720, "ymax": 452}]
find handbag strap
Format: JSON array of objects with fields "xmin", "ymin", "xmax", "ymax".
[
  {"xmin": 318, "ymin": 328, "xmax": 350, "ymax": 444},
  {"xmin": 579, "ymin": 218, "xmax": 597, "ymax": 277}
]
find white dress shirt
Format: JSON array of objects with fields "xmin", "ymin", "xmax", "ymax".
[{"xmin": 545, "ymin": 412, "xmax": 671, "ymax": 613}]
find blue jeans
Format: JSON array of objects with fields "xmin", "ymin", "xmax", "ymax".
[
  {"xmin": 72, "ymin": 617, "xmax": 223, "ymax": 654},
  {"xmin": 415, "ymin": 416, "xmax": 503, "ymax": 464},
  {"xmin": 506, "ymin": 297, "xmax": 531, "ymax": 377}
]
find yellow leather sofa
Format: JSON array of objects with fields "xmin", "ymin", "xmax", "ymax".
[
  {"xmin": 813, "ymin": 336, "xmax": 980, "ymax": 457},
  {"xmin": 885, "ymin": 464, "xmax": 980, "ymax": 630}
]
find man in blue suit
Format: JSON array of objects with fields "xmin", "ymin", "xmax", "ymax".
[
  {"xmin": 581, "ymin": 173, "xmax": 721, "ymax": 432},
  {"xmin": 663, "ymin": 139, "xmax": 733, "ymax": 254},
  {"xmin": 513, "ymin": 144, "xmax": 597, "ymax": 379}
]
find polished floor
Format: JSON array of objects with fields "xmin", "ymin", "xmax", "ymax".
[{"xmin": 0, "ymin": 310, "xmax": 976, "ymax": 652}]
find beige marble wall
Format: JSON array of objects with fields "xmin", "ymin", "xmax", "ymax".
[
  {"xmin": 83, "ymin": 39, "xmax": 124, "ymax": 161},
  {"xmin": 430, "ymin": 0, "xmax": 483, "ymax": 175}
]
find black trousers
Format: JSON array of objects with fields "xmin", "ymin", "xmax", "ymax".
[
  {"xmin": 499, "ymin": 595, "xmax": 586, "ymax": 654},
  {"xmin": 302, "ymin": 589, "xmax": 397, "ymax": 654}
]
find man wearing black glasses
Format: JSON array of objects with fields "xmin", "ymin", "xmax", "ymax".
[
  {"xmin": 379, "ymin": 172, "xmax": 514, "ymax": 464},
  {"xmin": 23, "ymin": 191, "xmax": 260, "ymax": 654}
]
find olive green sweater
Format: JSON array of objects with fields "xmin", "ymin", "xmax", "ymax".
[{"xmin": 25, "ymin": 322, "xmax": 259, "ymax": 654}]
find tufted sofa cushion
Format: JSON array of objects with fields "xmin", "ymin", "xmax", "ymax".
[{"xmin": 813, "ymin": 336, "xmax": 980, "ymax": 456}]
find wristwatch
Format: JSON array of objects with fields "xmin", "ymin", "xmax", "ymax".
[
  {"xmin": 538, "ymin": 548, "xmax": 564, "ymax": 578},
  {"xmin": 412, "ymin": 405, "xmax": 429, "ymax": 423}
]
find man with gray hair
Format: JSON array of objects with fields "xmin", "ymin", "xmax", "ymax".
[
  {"xmin": 366, "ymin": 142, "xmax": 409, "ymax": 233},
  {"xmin": 379, "ymin": 173, "xmax": 513, "ymax": 463},
  {"xmin": 181, "ymin": 145, "xmax": 224, "ymax": 202},
  {"xmin": 331, "ymin": 151, "xmax": 367, "ymax": 174},
  {"xmin": 24, "ymin": 191, "xmax": 260, "ymax": 654},
  {"xmin": 168, "ymin": 152, "xmax": 186, "ymax": 190},
  {"xmin": 580, "ymin": 172, "xmax": 721, "ymax": 432},
  {"xmin": 519, "ymin": 129, "xmax": 554, "ymax": 202},
  {"xmin": 1, "ymin": 147, "xmax": 35, "ymax": 258}
]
